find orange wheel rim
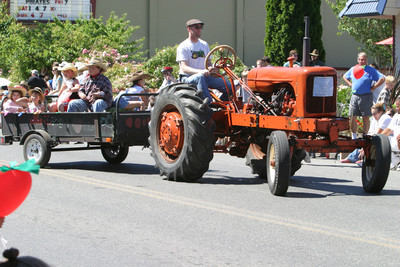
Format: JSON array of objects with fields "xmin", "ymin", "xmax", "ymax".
[{"xmin": 158, "ymin": 110, "xmax": 184, "ymax": 161}]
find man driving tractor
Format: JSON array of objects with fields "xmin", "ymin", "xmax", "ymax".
[{"xmin": 176, "ymin": 18, "xmax": 232, "ymax": 102}]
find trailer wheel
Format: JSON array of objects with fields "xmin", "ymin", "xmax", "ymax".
[
  {"xmin": 149, "ymin": 83, "xmax": 215, "ymax": 182},
  {"xmin": 245, "ymin": 143, "xmax": 267, "ymax": 179},
  {"xmin": 362, "ymin": 134, "xmax": 391, "ymax": 193},
  {"xmin": 266, "ymin": 131, "xmax": 291, "ymax": 196},
  {"xmin": 101, "ymin": 144, "xmax": 129, "ymax": 164},
  {"xmin": 23, "ymin": 134, "xmax": 51, "ymax": 168}
]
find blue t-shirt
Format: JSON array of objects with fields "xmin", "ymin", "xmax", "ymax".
[{"xmin": 344, "ymin": 65, "xmax": 383, "ymax": 95}]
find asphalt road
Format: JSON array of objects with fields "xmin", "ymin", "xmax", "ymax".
[{"xmin": 0, "ymin": 145, "xmax": 400, "ymax": 266}]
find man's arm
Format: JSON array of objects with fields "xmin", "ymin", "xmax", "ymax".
[
  {"xmin": 381, "ymin": 127, "xmax": 393, "ymax": 136},
  {"xmin": 343, "ymin": 76, "xmax": 352, "ymax": 87},
  {"xmin": 179, "ymin": 61, "xmax": 210, "ymax": 76},
  {"xmin": 372, "ymin": 76, "xmax": 385, "ymax": 91}
]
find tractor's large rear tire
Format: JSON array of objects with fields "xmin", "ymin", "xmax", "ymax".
[
  {"xmin": 149, "ymin": 83, "xmax": 215, "ymax": 182},
  {"xmin": 362, "ymin": 134, "xmax": 391, "ymax": 193},
  {"xmin": 266, "ymin": 131, "xmax": 291, "ymax": 196},
  {"xmin": 245, "ymin": 143, "xmax": 267, "ymax": 179}
]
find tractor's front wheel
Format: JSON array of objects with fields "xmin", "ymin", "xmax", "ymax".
[
  {"xmin": 149, "ymin": 83, "xmax": 215, "ymax": 182},
  {"xmin": 362, "ymin": 134, "xmax": 391, "ymax": 193},
  {"xmin": 266, "ymin": 131, "xmax": 291, "ymax": 196}
]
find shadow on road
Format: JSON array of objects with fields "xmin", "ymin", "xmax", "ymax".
[
  {"xmin": 304, "ymin": 163, "xmax": 362, "ymax": 169},
  {"xmin": 288, "ymin": 175, "xmax": 400, "ymax": 197},
  {"xmin": 197, "ymin": 177, "xmax": 266, "ymax": 185},
  {"xmin": 45, "ymin": 161, "xmax": 159, "ymax": 175}
]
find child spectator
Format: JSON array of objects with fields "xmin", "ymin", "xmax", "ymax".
[
  {"xmin": 49, "ymin": 63, "xmax": 80, "ymax": 112},
  {"xmin": 387, "ymin": 107, "xmax": 396, "ymax": 117},
  {"xmin": 159, "ymin": 66, "xmax": 177, "ymax": 92},
  {"xmin": 283, "ymin": 50, "xmax": 301, "ymax": 67},
  {"xmin": 341, "ymin": 102, "xmax": 391, "ymax": 164},
  {"xmin": 376, "ymin": 75, "xmax": 396, "ymax": 107},
  {"xmin": 27, "ymin": 87, "xmax": 45, "ymax": 113},
  {"xmin": 381, "ymin": 97, "xmax": 400, "ymax": 168},
  {"xmin": 2, "ymin": 85, "xmax": 28, "ymax": 113}
]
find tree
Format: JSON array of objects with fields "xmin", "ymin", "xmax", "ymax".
[
  {"xmin": 0, "ymin": 3, "xmax": 145, "ymax": 83},
  {"xmin": 326, "ymin": 0, "xmax": 392, "ymax": 67},
  {"xmin": 0, "ymin": 1, "xmax": 26, "ymax": 79},
  {"xmin": 264, "ymin": 0, "xmax": 325, "ymax": 66}
]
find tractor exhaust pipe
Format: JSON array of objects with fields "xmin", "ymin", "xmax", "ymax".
[{"xmin": 302, "ymin": 16, "xmax": 310, "ymax": 67}]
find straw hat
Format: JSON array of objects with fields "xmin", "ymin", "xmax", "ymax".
[
  {"xmin": 28, "ymin": 87, "xmax": 44, "ymax": 101},
  {"xmin": 75, "ymin": 62, "xmax": 88, "ymax": 72},
  {"xmin": 9, "ymin": 85, "xmax": 27, "ymax": 97},
  {"xmin": 130, "ymin": 71, "xmax": 153, "ymax": 83},
  {"xmin": 87, "ymin": 57, "xmax": 107, "ymax": 72},
  {"xmin": 60, "ymin": 63, "xmax": 78, "ymax": 77},
  {"xmin": 19, "ymin": 81, "xmax": 29, "ymax": 90}
]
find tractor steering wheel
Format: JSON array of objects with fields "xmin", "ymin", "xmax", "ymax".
[{"xmin": 205, "ymin": 45, "xmax": 237, "ymax": 71}]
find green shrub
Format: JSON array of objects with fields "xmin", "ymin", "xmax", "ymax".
[
  {"xmin": 0, "ymin": 5, "xmax": 145, "ymax": 83},
  {"xmin": 337, "ymin": 84, "xmax": 351, "ymax": 117}
]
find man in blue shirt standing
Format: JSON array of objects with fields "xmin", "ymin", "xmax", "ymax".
[{"xmin": 343, "ymin": 52, "xmax": 385, "ymax": 139}]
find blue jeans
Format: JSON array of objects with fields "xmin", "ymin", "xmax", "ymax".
[
  {"xmin": 347, "ymin": 148, "xmax": 360, "ymax": 162},
  {"xmin": 182, "ymin": 74, "xmax": 232, "ymax": 102},
  {"xmin": 67, "ymin": 99, "xmax": 108, "ymax": 112}
]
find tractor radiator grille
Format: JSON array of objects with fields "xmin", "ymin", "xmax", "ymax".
[{"xmin": 306, "ymin": 75, "xmax": 337, "ymax": 114}]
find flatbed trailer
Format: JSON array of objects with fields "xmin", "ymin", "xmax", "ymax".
[{"xmin": 0, "ymin": 94, "xmax": 153, "ymax": 167}]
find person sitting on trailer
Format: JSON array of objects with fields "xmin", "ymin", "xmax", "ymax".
[
  {"xmin": 2, "ymin": 85, "xmax": 28, "ymax": 113},
  {"xmin": 48, "ymin": 63, "xmax": 80, "ymax": 112},
  {"xmin": 67, "ymin": 57, "xmax": 113, "ymax": 112},
  {"xmin": 27, "ymin": 87, "xmax": 45, "ymax": 114},
  {"xmin": 113, "ymin": 71, "xmax": 152, "ymax": 111}
]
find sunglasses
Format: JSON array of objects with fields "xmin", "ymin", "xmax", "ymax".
[{"xmin": 192, "ymin": 25, "xmax": 203, "ymax": 30}]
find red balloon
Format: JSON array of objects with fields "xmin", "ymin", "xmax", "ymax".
[
  {"xmin": 0, "ymin": 170, "xmax": 32, "ymax": 217},
  {"xmin": 353, "ymin": 64, "xmax": 365, "ymax": 80}
]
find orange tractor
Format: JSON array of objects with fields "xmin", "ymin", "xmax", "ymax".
[{"xmin": 148, "ymin": 45, "xmax": 391, "ymax": 196}]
